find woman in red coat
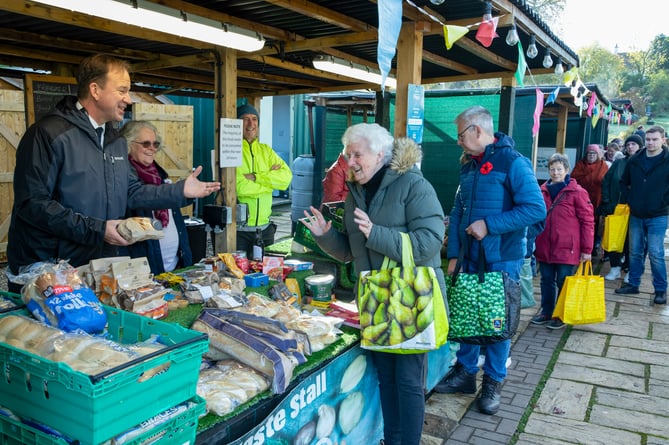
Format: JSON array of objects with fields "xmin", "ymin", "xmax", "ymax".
[
  {"xmin": 532, "ymin": 153, "xmax": 595, "ymax": 329},
  {"xmin": 321, "ymin": 153, "xmax": 350, "ymax": 204},
  {"xmin": 570, "ymin": 144, "xmax": 609, "ymax": 211}
]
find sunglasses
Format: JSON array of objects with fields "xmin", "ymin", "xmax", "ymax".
[{"xmin": 132, "ymin": 140, "xmax": 161, "ymax": 149}]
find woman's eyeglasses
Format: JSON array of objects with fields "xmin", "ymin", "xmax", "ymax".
[{"xmin": 133, "ymin": 140, "xmax": 161, "ymax": 149}]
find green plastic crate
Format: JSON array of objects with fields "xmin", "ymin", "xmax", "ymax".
[
  {"xmin": 0, "ymin": 291, "xmax": 23, "ymax": 314},
  {"xmin": 0, "ymin": 395, "xmax": 205, "ymax": 445},
  {"xmin": 0, "ymin": 306, "xmax": 208, "ymax": 445}
]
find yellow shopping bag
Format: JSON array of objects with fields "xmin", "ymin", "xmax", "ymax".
[
  {"xmin": 553, "ymin": 261, "xmax": 606, "ymax": 325},
  {"xmin": 601, "ymin": 204, "xmax": 630, "ymax": 253}
]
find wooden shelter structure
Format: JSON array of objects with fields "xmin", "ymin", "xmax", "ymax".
[{"xmin": 0, "ymin": 0, "xmax": 580, "ymax": 253}]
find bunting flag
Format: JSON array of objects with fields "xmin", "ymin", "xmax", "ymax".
[
  {"xmin": 533, "ymin": 88, "xmax": 544, "ymax": 137},
  {"xmin": 443, "ymin": 25, "xmax": 470, "ymax": 50},
  {"xmin": 591, "ymin": 103, "xmax": 600, "ymax": 128},
  {"xmin": 587, "ymin": 92, "xmax": 597, "ymax": 117},
  {"xmin": 545, "ymin": 85, "xmax": 560, "ymax": 105},
  {"xmin": 514, "ymin": 41, "xmax": 527, "ymax": 87},
  {"xmin": 563, "ymin": 67, "xmax": 578, "ymax": 87},
  {"xmin": 377, "ymin": 0, "xmax": 402, "ymax": 92},
  {"xmin": 475, "ymin": 16, "xmax": 499, "ymax": 47}
]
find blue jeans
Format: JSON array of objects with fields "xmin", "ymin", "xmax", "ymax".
[
  {"xmin": 539, "ymin": 262, "xmax": 577, "ymax": 318},
  {"xmin": 627, "ymin": 215, "xmax": 667, "ymax": 291},
  {"xmin": 455, "ymin": 258, "xmax": 523, "ymax": 382},
  {"xmin": 372, "ymin": 351, "xmax": 426, "ymax": 445}
]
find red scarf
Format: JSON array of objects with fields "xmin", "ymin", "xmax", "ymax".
[{"xmin": 129, "ymin": 156, "xmax": 170, "ymax": 228}]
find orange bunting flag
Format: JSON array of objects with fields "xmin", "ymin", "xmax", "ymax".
[
  {"xmin": 475, "ymin": 17, "xmax": 499, "ymax": 47},
  {"xmin": 443, "ymin": 25, "xmax": 469, "ymax": 50}
]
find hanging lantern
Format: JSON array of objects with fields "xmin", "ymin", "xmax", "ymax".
[{"xmin": 526, "ymin": 35, "xmax": 538, "ymax": 59}]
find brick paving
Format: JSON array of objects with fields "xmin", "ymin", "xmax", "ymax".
[{"xmin": 424, "ymin": 254, "xmax": 669, "ymax": 445}]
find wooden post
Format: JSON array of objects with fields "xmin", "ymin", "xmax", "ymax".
[
  {"xmin": 394, "ymin": 21, "xmax": 424, "ymax": 138},
  {"xmin": 556, "ymin": 105, "xmax": 568, "ymax": 153},
  {"xmin": 213, "ymin": 47, "xmax": 238, "ymax": 253}
]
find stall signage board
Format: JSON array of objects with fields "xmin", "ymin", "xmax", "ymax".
[
  {"xmin": 219, "ymin": 118, "xmax": 243, "ymax": 167},
  {"xmin": 406, "ymin": 83, "xmax": 425, "ymax": 145},
  {"xmin": 230, "ymin": 346, "xmax": 383, "ymax": 445}
]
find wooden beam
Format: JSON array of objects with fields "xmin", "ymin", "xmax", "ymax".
[
  {"xmin": 492, "ymin": 0, "xmax": 578, "ymax": 67},
  {"xmin": 256, "ymin": 30, "xmax": 378, "ymax": 56},
  {"xmin": 130, "ymin": 54, "xmax": 214, "ymax": 72},
  {"xmin": 423, "ymin": 51, "xmax": 477, "ymax": 75},
  {"xmin": 265, "ymin": 0, "xmax": 371, "ymax": 32}
]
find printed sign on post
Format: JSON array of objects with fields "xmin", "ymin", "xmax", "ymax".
[
  {"xmin": 406, "ymin": 84, "xmax": 425, "ymax": 145},
  {"xmin": 219, "ymin": 118, "xmax": 243, "ymax": 167}
]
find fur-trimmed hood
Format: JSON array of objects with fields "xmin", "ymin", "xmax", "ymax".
[{"xmin": 390, "ymin": 137, "xmax": 422, "ymax": 174}]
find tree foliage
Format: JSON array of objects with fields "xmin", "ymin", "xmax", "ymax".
[
  {"xmin": 525, "ymin": 0, "xmax": 567, "ymax": 34},
  {"xmin": 576, "ymin": 44, "xmax": 623, "ymax": 98}
]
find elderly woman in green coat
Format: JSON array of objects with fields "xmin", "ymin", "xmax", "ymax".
[{"xmin": 303, "ymin": 123, "xmax": 445, "ymax": 445}]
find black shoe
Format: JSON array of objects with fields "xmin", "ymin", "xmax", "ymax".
[
  {"xmin": 530, "ymin": 313, "xmax": 551, "ymax": 325},
  {"xmin": 546, "ymin": 318, "xmax": 566, "ymax": 330},
  {"xmin": 615, "ymin": 284, "xmax": 639, "ymax": 294},
  {"xmin": 434, "ymin": 363, "xmax": 477, "ymax": 394},
  {"xmin": 477, "ymin": 374, "xmax": 501, "ymax": 415},
  {"xmin": 654, "ymin": 291, "xmax": 667, "ymax": 304}
]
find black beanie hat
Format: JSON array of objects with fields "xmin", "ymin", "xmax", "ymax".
[
  {"xmin": 237, "ymin": 104, "xmax": 259, "ymax": 120},
  {"xmin": 624, "ymin": 134, "xmax": 644, "ymax": 148}
]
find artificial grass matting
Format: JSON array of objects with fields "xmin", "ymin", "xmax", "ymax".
[
  {"xmin": 162, "ymin": 272, "xmax": 360, "ymax": 434},
  {"xmin": 196, "ymin": 326, "xmax": 359, "ymax": 432}
]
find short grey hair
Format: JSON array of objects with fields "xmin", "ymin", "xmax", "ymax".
[
  {"xmin": 548, "ymin": 153, "xmax": 570, "ymax": 171},
  {"xmin": 455, "ymin": 106, "xmax": 495, "ymax": 136},
  {"xmin": 120, "ymin": 120, "xmax": 161, "ymax": 151},
  {"xmin": 341, "ymin": 123, "xmax": 394, "ymax": 164}
]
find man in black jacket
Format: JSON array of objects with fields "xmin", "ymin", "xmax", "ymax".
[
  {"xmin": 616, "ymin": 126, "xmax": 669, "ymax": 304},
  {"xmin": 6, "ymin": 54, "xmax": 220, "ymax": 291}
]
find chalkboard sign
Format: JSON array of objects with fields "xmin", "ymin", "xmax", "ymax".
[{"xmin": 24, "ymin": 74, "xmax": 77, "ymax": 126}]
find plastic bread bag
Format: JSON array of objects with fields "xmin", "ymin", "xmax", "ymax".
[{"xmin": 18, "ymin": 260, "xmax": 107, "ymax": 334}]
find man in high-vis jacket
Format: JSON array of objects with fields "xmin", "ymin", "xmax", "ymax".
[{"xmin": 235, "ymin": 104, "xmax": 292, "ymax": 257}]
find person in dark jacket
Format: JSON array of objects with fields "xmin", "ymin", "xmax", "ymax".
[
  {"xmin": 600, "ymin": 134, "xmax": 643, "ymax": 281},
  {"xmin": 120, "ymin": 121, "xmax": 193, "ymax": 274},
  {"xmin": 532, "ymin": 153, "xmax": 594, "ymax": 329},
  {"xmin": 6, "ymin": 54, "xmax": 219, "ymax": 291},
  {"xmin": 616, "ymin": 126, "xmax": 669, "ymax": 304},
  {"xmin": 434, "ymin": 106, "xmax": 546, "ymax": 416},
  {"xmin": 302, "ymin": 123, "xmax": 445, "ymax": 445}
]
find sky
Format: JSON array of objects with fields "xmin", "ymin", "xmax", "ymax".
[{"xmin": 560, "ymin": 0, "xmax": 666, "ymax": 52}]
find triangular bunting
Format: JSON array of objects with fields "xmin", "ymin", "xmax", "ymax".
[
  {"xmin": 533, "ymin": 88, "xmax": 544, "ymax": 137},
  {"xmin": 443, "ymin": 25, "xmax": 470, "ymax": 50},
  {"xmin": 545, "ymin": 85, "xmax": 560, "ymax": 105},
  {"xmin": 514, "ymin": 41, "xmax": 527, "ymax": 87},
  {"xmin": 377, "ymin": 0, "xmax": 402, "ymax": 91},
  {"xmin": 475, "ymin": 16, "xmax": 499, "ymax": 47}
]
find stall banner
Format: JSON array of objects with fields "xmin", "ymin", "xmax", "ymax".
[{"xmin": 230, "ymin": 346, "xmax": 383, "ymax": 445}]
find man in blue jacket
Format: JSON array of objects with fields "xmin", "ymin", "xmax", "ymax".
[
  {"xmin": 7, "ymin": 54, "xmax": 220, "ymax": 291},
  {"xmin": 434, "ymin": 106, "xmax": 546, "ymax": 415},
  {"xmin": 616, "ymin": 125, "xmax": 669, "ymax": 304}
]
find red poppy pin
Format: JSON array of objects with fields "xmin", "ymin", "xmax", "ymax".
[{"xmin": 480, "ymin": 162, "xmax": 493, "ymax": 174}]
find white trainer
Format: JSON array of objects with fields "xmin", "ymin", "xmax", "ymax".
[{"xmin": 605, "ymin": 266, "xmax": 621, "ymax": 281}]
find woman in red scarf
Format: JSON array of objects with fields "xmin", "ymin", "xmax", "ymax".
[{"xmin": 120, "ymin": 121, "xmax": 193, "ymax": 273}]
